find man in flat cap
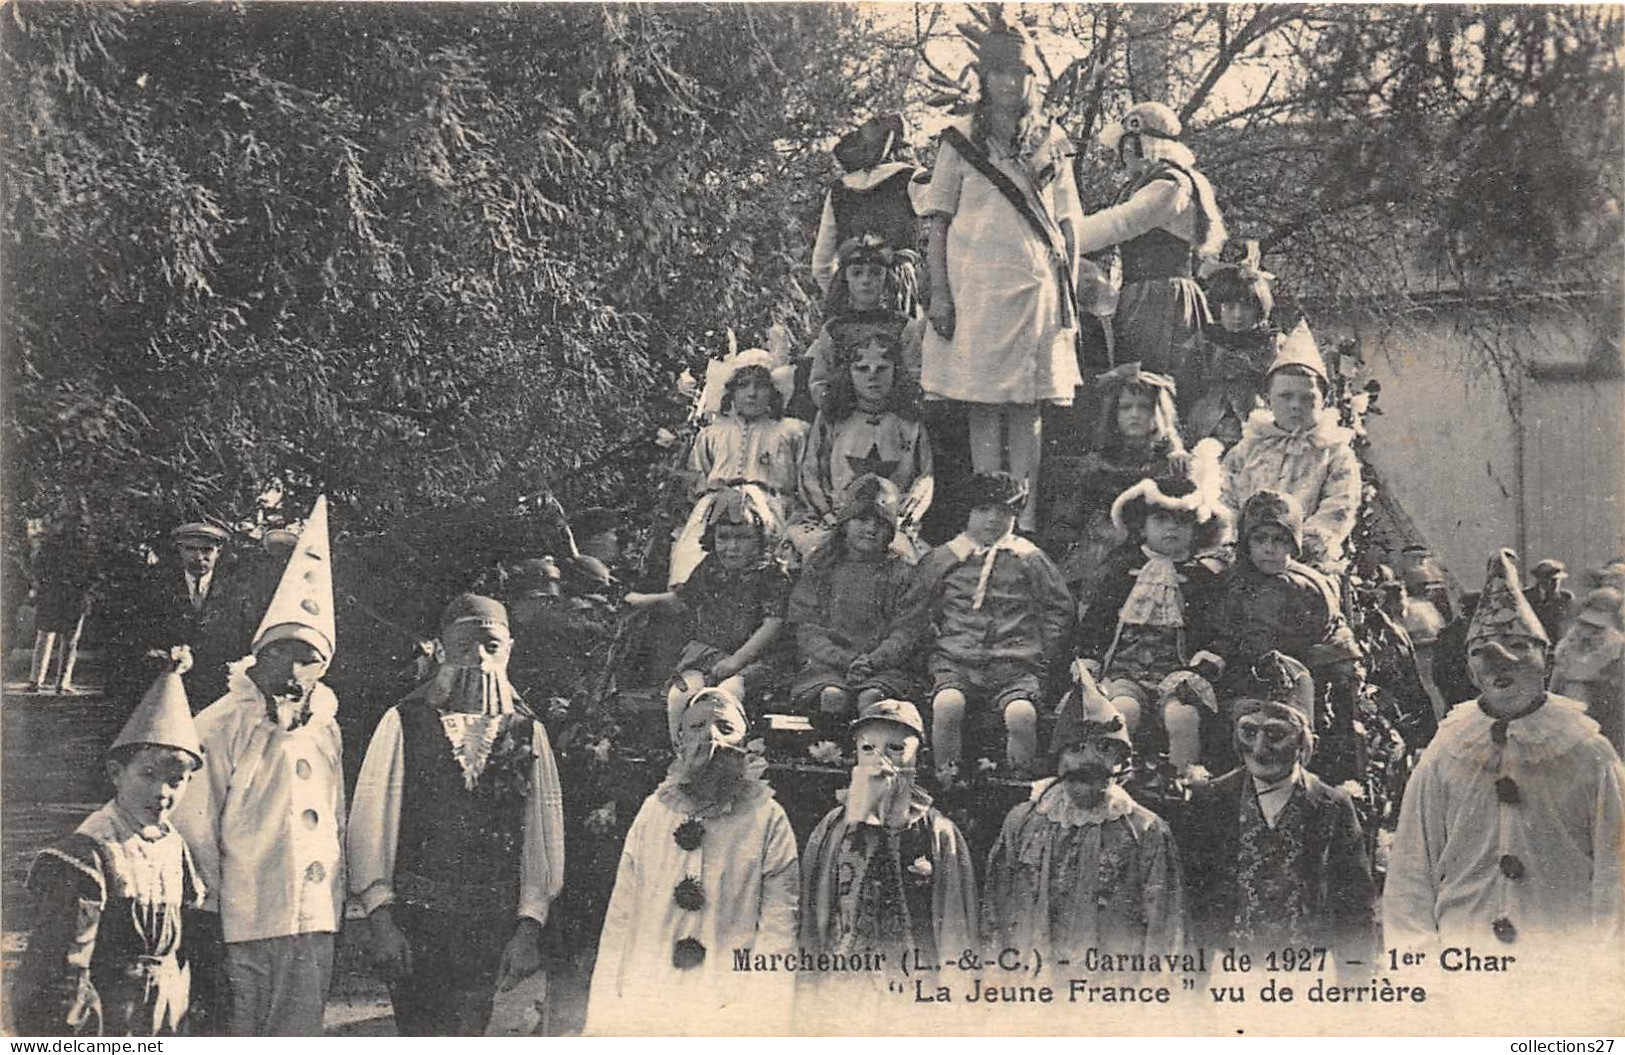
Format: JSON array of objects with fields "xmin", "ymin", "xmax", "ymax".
[{"xmin": 145, "ymin": 521, "xmax": 249, "ymax": 707}]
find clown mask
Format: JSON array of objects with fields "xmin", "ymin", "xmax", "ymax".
[
  {"xmin": 672, "ymin": 689, "xmax": 749, "ymax": 787},
  {"xmin": 1236, "ymin": 707, "xmax": 1308, "ymax": 784},
  {"xmin": 437, "ymin": 621, "xmax": 516, "ymax": 716},
  {"xmin": 1468, "ymin": 633, "xmax": 1548, "ymax": 717},
  {"xmin": 1056, "ymin": 739, "xmax": 1125, "ymax": 807},
  {"xmin": 844, "ymin": 721, "xmax": 919, "ymax": 828}
]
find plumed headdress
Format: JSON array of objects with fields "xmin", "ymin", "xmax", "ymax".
[{"xmin": 1110, "ymin": 437, "xmax": 1229, "ymax": 548}]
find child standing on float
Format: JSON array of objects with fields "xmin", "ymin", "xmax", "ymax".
[{"xmin": 918, "ymin": 22, "xmax": 1084, "ymax": 532}]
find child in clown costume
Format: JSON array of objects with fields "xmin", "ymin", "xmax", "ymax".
[
  {"xmin": 1220, "ymin": 321, "xmax": 1362, "ymax": 569},
  {"xmin": 586, "ymin": 688, "xmax": 798, "ymax": 1035},
  {"xmin": 1385, "ymin": 550, "xmax": 1625, "ymax": 960},
  {"xmin": 668, "ymin": 348, "xmax": 807, "ymax": 587},
  {"xmin": 12, "ymin": 653, "xmax": 206, "ymax": 1037}
]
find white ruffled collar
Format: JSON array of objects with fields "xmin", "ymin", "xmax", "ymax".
[
  {"xmin": 839, "ymin": 161, "xmax": 915, "ymax": 191},
  {"xmin": 225, "ymin": 658, "xmax": 338, "ymax": 730},
  {"xmin": 655, "ymin": 773, "xmax": 775, "ymax": 820},
  {"xmin": 1433, "ymin": 693, "xmax": 1601, "ymax": 769},
  {"xmin": 1241, "ymin": 407, "xmax": 1353, "ymax": 449},
  {"xmin": 1030, "ymin": 778, "xmax": 1135, "ymax": 827}
]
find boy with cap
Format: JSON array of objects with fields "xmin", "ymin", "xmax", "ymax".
[
  {"xmin": 586, "ymin": 687, "xmax": 798, "ymax": 1035},
  {"xmin": 799, "ymin": 699, "xmax": 978, "ymax": 1007},
  {"xmin": 349, "ymin": 592, "xmax": 566, "ymax": 1036},
  {"xmin": 904, "ymin": 472, "xmax": 1073, "ymax": 783},
  {"xmin": 1178, "ymin": 651, "xmax": 1376, "ymax": 967},
  {"xmin": 172, "ymin": 497, "xmax": 346, "ymax": 1036},
  {"xmin": 1385, "ymin": 550, "xmax": 1625, "ymax": 955},
  {"xmin": 983, "ymin": 666, "xmax": 1185, "ymax": 971},
  {"xmin": 12, "ymin": 651, "xmax": 206, "ymax": 1036},
  {"xmin": 1220, "ymin": 322, "xmax": 1362, "ymax": 568}
]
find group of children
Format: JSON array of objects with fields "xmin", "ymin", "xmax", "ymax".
[{"xmin": 643, "ymin": 283, "xmax": 1365, "ymax": 791}]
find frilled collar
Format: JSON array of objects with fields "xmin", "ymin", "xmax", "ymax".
[
  {"xmin": 224, "ymin": 659, "xmax": 338, "ymax": 731},
  {"xmin": 1433, "ymin": 693, "xmax": 1601, "ymax": 770},
  {"xmin": 1029, "ymin": 778, "xmax": 1135, "ymax": 827},
  {"xmin": 655, "ymin": 772, "xmax": 776, "ymax": 820},
  {"xmin": 1240, "ymin": 407, "xmax": 1353, "ymax": 450}
]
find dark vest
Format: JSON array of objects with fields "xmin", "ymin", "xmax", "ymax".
[
  {"xmin": 395, "ymin": 699, "xmax": 534, "ymax": 916},
  {"xmin": 1117, "ymin": 163, "xmax": 1198, "ymax": 284},
  {"xmin": 830, "ymin": 168, "xmax": 920, "ymax": 252}
]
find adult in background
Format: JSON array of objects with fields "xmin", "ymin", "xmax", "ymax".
[
  {"xmin": 1523, "ymin": 558, "xmax": 1575, "ymax": 645},
  {"xmin": 25, "ymin": 503, "xmax": 96, "ymax": 695},
  {"xmin": 1074, "ymin": 101, "xmax": 1228, "ymax": 421},
  {"xmin": 919, "ymin": 18, "xmax": 1084, "ymax": 532},
  {"xmin": 144, "ymin": 521, "xmax": 250, "ymax": 708},
  {"xmin": 1550, "ymin": 587, "xmax": 1625, "ymax": 755}
]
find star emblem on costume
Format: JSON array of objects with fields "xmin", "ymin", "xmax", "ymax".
[{"xmin": 845, "ymin": 443, "xmax": 899, "ymax": 480}]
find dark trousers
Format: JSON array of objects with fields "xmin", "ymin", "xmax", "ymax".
[{"xmin": 387, "ymin": 907, "xmax": 511, "ymax": 1036}]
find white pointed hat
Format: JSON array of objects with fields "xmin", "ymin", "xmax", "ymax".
[
  {"xmin": 252, "ymin": 494, "xmax": 335, "ymax": 659},
  {"xmin": 111, "ymin": 647, "xmax": 203, "ymax": 766},
  {"xmin": 1266, "ymin": 319, "xmax": 1329, "ymax": 384}
]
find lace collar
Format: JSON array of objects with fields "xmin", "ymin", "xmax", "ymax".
[
  {"xmin": 1434, "ymin": 693, "xmax": 1601, "ymax": 769},
  {"xmin": 1030, "ymin": 778, "xmax": 1135, "ymax": 827},
  {"xmin": 655, "ymin": 774, "xmax": 775, "ymax": 820}
]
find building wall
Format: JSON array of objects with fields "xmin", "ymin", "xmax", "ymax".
[{"xmin": 1314, "ymin": 305, "xmax": 1623, "ymax": 591}]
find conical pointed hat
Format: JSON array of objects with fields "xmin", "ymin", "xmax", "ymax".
[
  {"xmin": 1468, "ymin": 548, "xmax": 1549, "ymax": 646},
  {"xmin": 1266, "ymin": 319, "xmax": 1329, "ymax": 384},
  {"xmin": 111, "ymin": 648, "xmax": 202, "ymax": 765},
  {"xmin": 252, "ymin": 495, "xmax": 335, "ymax": 659},
  {"xmin": 1054, "ymin": 663, "xmax": 1132, "ymax": 754}
]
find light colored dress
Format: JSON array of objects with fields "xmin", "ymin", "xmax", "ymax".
[
  {"xmin": 668, "ymin": 414, "xmax": 809, "ymax": 585},
  {"xmin": 918, "ymin": 116, "xmax": 1084, "ymax": 406}
]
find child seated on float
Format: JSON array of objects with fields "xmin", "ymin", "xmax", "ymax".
[
  {"xmin": 1046, "ymin": 363, "xmax": 1188, "ymax": 607},
  {"xmin": 903, "ymin": 472, "xmax": 1073, "ymax": 783},
  {"xmin": 798, "ymin": 236, "xmax": 923, "ymax": 418},
  {"xmin": 1190, "ymin": 261, "xmax": 1277, "ymax": 450},
  {"xmin": 668, "ymin": 348, "xmax": 807, "ymax": 586},
  {"xmin": 1075, "ymin": 441, "xmax": 1229, "ymax": 775},
  {"xmin": 791, "ymin": 330, "xmax": 932, "ymax": 562},
  {"xmin": 12, "ymin": 653, "xmax": 205, "ymax": 1037},
  {"xmin": 1216, "ymin": 491, "xmax": 1358, "ymax": 730},
  {"xmin": 1221, "ymin": 322, "xmax": 1361, "ymax": 569},
  {"xmin": 787, "ymin": 475, "xmax": 919, "ymax": 731},
  {"xmin": 627, "ymin": 487, "xmax": 792, "ymax": 743}
]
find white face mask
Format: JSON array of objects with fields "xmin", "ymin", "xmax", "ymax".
[
  {"xmin": 436, "ymin": 624, "xmax": 516, "ymax": 715},
  {"xmin": 671, "ymin": 691, "xmax": 748, "ymax": 785},
  {"xmin": 844, "ymin": 723, "xmax": 920, "ymax": 827}
]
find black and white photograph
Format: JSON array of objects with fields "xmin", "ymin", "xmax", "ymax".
[{"xmin": 1, "ymin": 0, "xmax": 1621, "ymax": 1039}]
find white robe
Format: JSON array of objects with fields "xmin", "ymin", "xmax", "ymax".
[
  {"xmin": 1383, "ymin": 693, "xmax": 1625, "ymax": 954},
  {"xmin": 584, "ymin": 778, "xmax": 799, "ymax": 1035},
  {"xmin": 171, "ymin": 668, "xmax": 346, "ymax": 944}
]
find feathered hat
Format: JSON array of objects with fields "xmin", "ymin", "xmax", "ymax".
[
  {"xmin": 1053, "ymin": 663, "xmax": 1132, "ymax": 756},
  {"xmin": 697, "ymin": 347, "xmax": 796, "ymax": 418},
  {"xmin": 1266, "ymin": 319, "xmax": 1329, "ymax": 386},
  {"xmin": 1467, "ymin": 549, "xmax": 1550, "ymax": 646},
  {"xmin": 110, "ymin": 647, "xmax": 203, "ymax": 767},
  {"xmin": 1110, "ymin": 437, "xmax": 1229, "ymax": 547},
  {"xmin": 252, "ymin": 494, "xmax": 335, "ymax": 660},
  {"xmin": 961, "ymin": 10, "xmax": 1040, "ymax": 76}
]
